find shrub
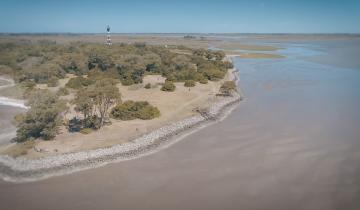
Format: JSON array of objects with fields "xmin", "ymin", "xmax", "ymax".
[
  {"xmin": 80, "ymin": 128, "xmax": 93, "ymax": 134},
  {"xmin": 68, "ymin": 117, "xmax": 82, "ymax": 132},
  {"xmin": 111, "ymin": 101, "xmax": 137, "ymax": 120},
  {"xmin": 65, "ymin": 77, "xmax": 94, "ymax": 89},
  {"xmin": 184, "ymin": 80, "xmax": 196, "ymax": 87},
  {"xmin": 161, "ymin": 81, "xmax": 175, "ymax": 92},
  {"xmin": 68, "ymin": 116, "xmax": 101, "ymax": 133},
  {"xmin": 13, "ymin": 113, "xmax": 25, "ymax": 125},
  {"xmin": 21, "ymin": 80, "xmax": 36, "ymax": 91},
  {"xmin": 204, "ymin": 69, "xmax": 226, "ymax": 81},
  {"xmin": 83, "ymin": 115, "xmax": 102, "ymax": 130},
  {"xmin": 111, "ymin": 100, "xmax": 160, "ymax": 120},
  {"xmin": 121, "ymin": 79, "xmax": 134, "ymax": 86},
  {"xmin": 136, "ymin": 105, "xmax": 160, "ymax": 120},
  {"xmin": 144, "ymin": 83, "xmax": 151, "ymax": 89},
  {"xmin": 199, "ymin": 78, "xmax": 208, "ymax": 84},
  {"xmin": 219, "ymin": 81, "xmax": 237, "ymax": 96}
]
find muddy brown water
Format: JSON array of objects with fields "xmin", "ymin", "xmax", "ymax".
[{"xmin": 1, "ymin": 39, "xmax": 360, "ymax": 210}]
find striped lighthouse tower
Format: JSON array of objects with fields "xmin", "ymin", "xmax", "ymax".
[{"xmin": 106, "ymin": 25, "xmax": 112, "ymax": 46}]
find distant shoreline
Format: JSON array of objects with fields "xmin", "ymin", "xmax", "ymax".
[{"xmin": 1, "ymin": 33, "xmax": 360, "ymax": 36}]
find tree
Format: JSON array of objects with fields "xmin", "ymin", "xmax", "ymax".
[
  {"xmin": 89, "ymin": 79, "xmax": 121, "ymax": 126},
  {"xmin": 14, "ymin": 90, "xmax": 67, "ymax": 142},
  {"xmin": 143, "ymin": 53, "xmax": 161, "ymax": 73},
  {"xmin": 72, "ymin": 78, "xmax": 121, "ymax": 129},
  {"xmin": 213, "ymin": 51, "xmax": 226, "ymax": 61},
  {"xmin": 172, "ymin": 55, "xmax": 191, "ymax": 70},
  {"xmin": 73, "ymin": 89, "xmax": 95, "ymax": 119}
]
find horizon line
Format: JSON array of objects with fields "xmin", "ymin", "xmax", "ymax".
[{"xmin": 1, "ymin": 32, "xmax": 360, "ymax": 36}]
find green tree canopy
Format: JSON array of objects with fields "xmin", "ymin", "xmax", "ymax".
[{"xmin": 15, "ymin": 90, "xmax": 67, "ymax": 142}]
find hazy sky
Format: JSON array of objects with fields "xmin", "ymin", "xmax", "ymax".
[{"xmin": 1, "ymin": 0, "xmax": 359, "ymax": 33}]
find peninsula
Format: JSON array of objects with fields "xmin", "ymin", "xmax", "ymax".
[{"xmin": 0, "ymin": 37, "xmax": 241, "ymax": 181}]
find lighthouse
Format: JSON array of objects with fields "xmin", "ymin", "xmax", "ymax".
[{"xmin": 106, "ymin": 25, "xmax": 112, "ymax": 46}]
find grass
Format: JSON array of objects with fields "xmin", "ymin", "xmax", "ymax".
[{"xmin": 3, "ymin": 140, "xmax": 36, "ymax": 157}]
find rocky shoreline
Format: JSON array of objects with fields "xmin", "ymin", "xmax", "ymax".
[{"xmin": 0, "ymin": 69, "xmax": 242, "ymax": 183}]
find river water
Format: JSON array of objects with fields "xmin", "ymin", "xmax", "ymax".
[{"xmin": 1, "ymin": 39, "xmax": 360, "ymax": 210}]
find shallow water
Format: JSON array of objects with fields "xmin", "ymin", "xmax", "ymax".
[{"xmin": 1, "ymin": 39, "xmax": 360, "ymax": 210}]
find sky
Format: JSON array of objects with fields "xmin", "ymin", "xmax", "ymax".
[{"xmin": 0, "ymin": 0, "xmax": 359, "ymax": 33}]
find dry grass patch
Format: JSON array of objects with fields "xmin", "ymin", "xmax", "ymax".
[{"xmin": 3, "ymin": 140, "xmax": 36, "ymax": 157}]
